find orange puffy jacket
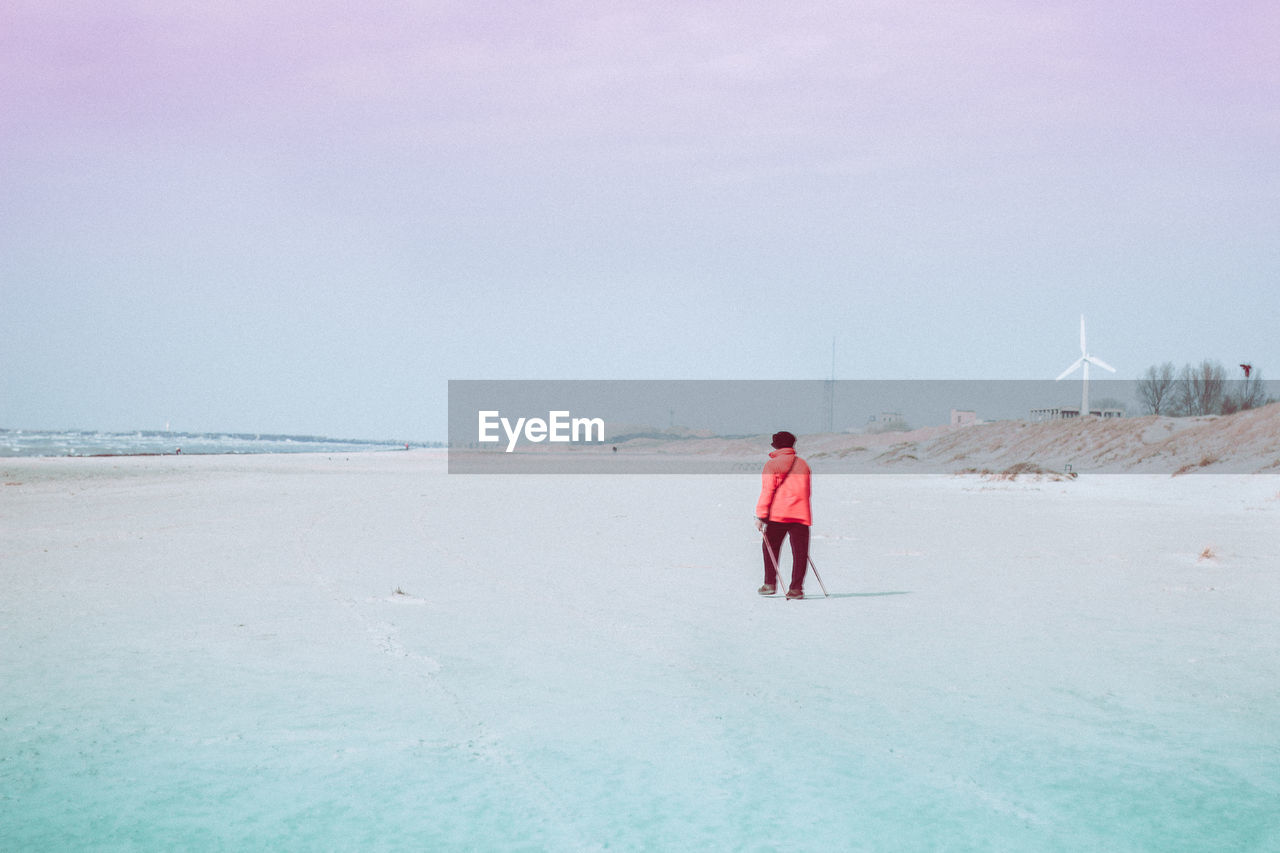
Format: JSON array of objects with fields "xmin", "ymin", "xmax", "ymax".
[{"xmin": 755, "ymin": 448, "xmax": 811, "ymax": 525}]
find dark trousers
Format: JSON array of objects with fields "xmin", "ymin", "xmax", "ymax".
[{"xmin": 762, "ymin": 522, "xmax": 809, "ymax": 592}]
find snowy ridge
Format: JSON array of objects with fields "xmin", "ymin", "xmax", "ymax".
[
  {"xmin": 814, "ymin": 402, "xmax": 1280, "ymax": 474},
  {"xmin": 628, "ymin": 402, "xmax": 1280, "ymax": 475}
]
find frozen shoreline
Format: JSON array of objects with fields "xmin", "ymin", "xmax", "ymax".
[
  {"xmin": 3, "ymin": 452, "xmax": 1278, "ymax": 849},
  {"xmin": 0, "ymin": 428, "xmax": 437, "ymax": 458}
]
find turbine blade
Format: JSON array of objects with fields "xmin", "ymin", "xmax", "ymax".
[
  {"xmin": 1086, "ymin": 356, "xmax": 1116, "ymax": 373},
  {"xmin": 1080, "ymin": 315, "xmax": 1087, "ymax": 355},
  {"xmin": 1056, "ymin": 359, "xmax": 1084, "ymax": 381}
]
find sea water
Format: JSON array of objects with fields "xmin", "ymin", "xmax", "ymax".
[{"xmin": 0, "ymin": 429, "xmax": 435, "ymax": 458}]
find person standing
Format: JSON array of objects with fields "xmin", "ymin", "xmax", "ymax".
[{"xmin": 754, "ymin": 431, "xmax": 811, "ymax": 599}]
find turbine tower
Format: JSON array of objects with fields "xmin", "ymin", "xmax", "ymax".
[{"xmin": 1055, "ymin": 315, "xmax": 1115, "ymax": 416}]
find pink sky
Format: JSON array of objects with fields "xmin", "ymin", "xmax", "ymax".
[{"xmin": 3, "ymin": 1, "xmax": 1278, "ymax": 437}]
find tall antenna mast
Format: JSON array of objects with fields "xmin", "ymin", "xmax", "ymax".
[{"xmin": 822, "ymin": 336, "xmax": 835, "ymax": 432}]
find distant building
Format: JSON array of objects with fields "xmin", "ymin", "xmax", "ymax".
[
  {"xmin": 867, "ymin": 411, "xmax": 908, "ymax": 433},
  {"xmin": 1030, "ymin": 407, "xmax": 1124, "ymax": 422},
  {"xmin": 950, "ymin": 409, "xmax": 978, "ymax": 427}
]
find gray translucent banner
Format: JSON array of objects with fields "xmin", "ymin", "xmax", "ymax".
[{"xmin": 448, "ymin": 380, "xmax": 1280, "ymax": 475}]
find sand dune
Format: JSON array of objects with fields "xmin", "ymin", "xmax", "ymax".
[{"xmin": 622, "ymin": 401, "xmax": 1280, "ymax": 475}]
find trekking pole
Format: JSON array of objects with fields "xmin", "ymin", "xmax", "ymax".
[
  {"xmin": 760, "ymin": 526, "xmax": 829, "ymax": 598},
  {"xmin": 760, "ymin": 527, "xmax": 784, "ymax": 593},
  {"xmin": 806, "ymin": 556, "xmax": 830, "ymax": 598}
]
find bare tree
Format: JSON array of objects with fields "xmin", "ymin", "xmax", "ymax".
[
  {"xmin": 1175, "ymin": 360, "xmax": 1227, "ymax": 416},
  {"xmin": 1136, "ymin": 362, "xmax": 1176, "ymax": 415},
  {"xmin": 1222, "ymin": 365, "xmax": 1268, "ymax": 414},
  {"xmin": 1242, "ymin": 365, "xmax": 1269, "ymax": 409}
]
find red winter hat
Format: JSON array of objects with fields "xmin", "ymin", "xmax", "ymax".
[{"xmin": 770, "ymin": 431, "xmax": 796, "ymax": 449}]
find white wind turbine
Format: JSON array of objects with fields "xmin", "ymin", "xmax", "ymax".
[{"xmin": 1056, "ymin": 315, "xmax": 1116, "ymax": 416}]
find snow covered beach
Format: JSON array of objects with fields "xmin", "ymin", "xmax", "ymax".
[{"xmin": 3, "ymin": 450, "xmax": 1278, "ymax": 850}]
